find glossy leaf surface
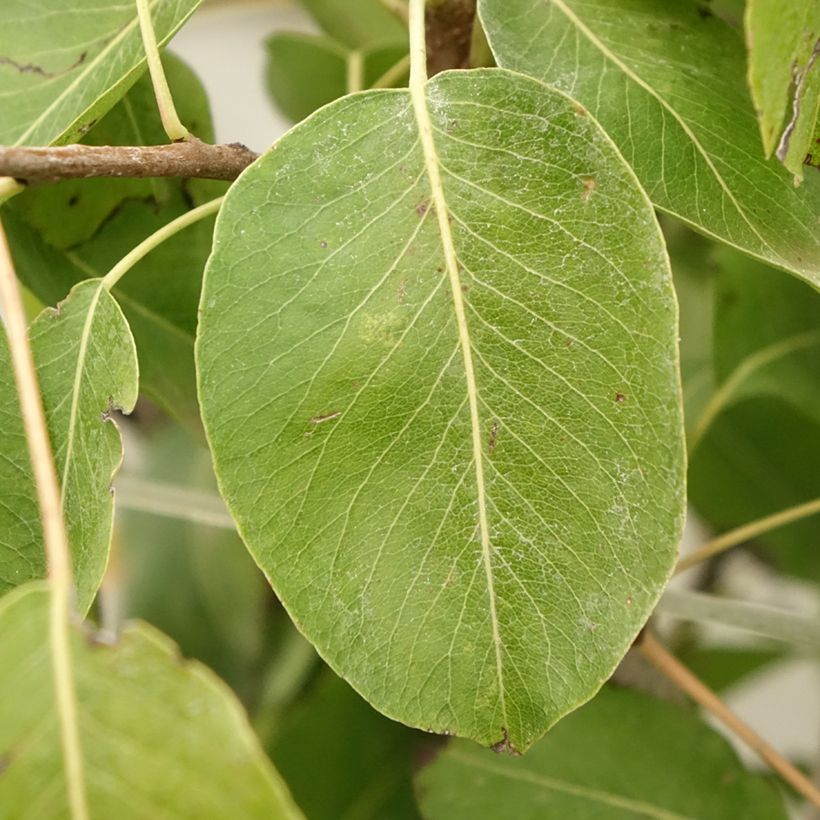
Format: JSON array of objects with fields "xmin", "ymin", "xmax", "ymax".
[
  {"xmin": 417, "ymin": 687, "xmax": 789, "ymax": 819},
  {"xmin": 0, "ymin": 280, "xmax": 137, "ymax": 611},
  {"xmin": 0, "ymin": 584, "xmax": 302, "ymax": 819},
  {"xmin": 479, "ymin": 0, "xmax": 820, "ymax": 287},
  {"xmin": 198, "ymin": 68, "xmax": 684, "ymax": 750},
  {"xmin": 0, "ymin": 0, "xmax": 201, "ymax": 147}
]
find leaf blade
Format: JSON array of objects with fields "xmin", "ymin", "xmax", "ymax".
[
  {"xmin": 197, "ymin": 68, "xmax": 685, "ymax": 750},
  {"xmin": 478, "ymin": 0, "xmax": 820, "ymax": 286}
]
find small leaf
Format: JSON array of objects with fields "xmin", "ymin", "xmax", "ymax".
[
  {"xmin": 0, "ymin": 280, "xmax": 138, "ymax": 610},
  {"xmin": 416, "ymin": 687, "xmax": 789, "ymax": 819},
  {"xmin": 478, "ymin": 0, "xmax": 820, "ymax": 287},
  {"xmin": 0, "ymin": 583, "xmax": 302, "ymax": 818},
  {"xmin": 265, "ymin": 32, "xmax": 408, "ymax": 122},
  {"xmin": 745, "ymin": 0, "xmax": 820, "ymax": 179},
  {"xmin": 0, "ymin": 0, "xmax": 201, "ymax": 147},
  {"xmin": 298, "ymin": 0, "xmax": 406, "ymax": 49},
  {"xmin": 5, "ymin": 55, "xmax": 223, "ymax": 432},
  {"xmin": 197, "ymin": 68, "xmax": 685, "ymax": 750}
]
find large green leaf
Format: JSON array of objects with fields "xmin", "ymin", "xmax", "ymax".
[
  {"xmin": 0, "ymin": 0, "xmax": 201, "ymax": 147},
  {"xmin": 265, "ymin": 32, "xmax": 407, "ymax": 122},
  {"xmin": 5, "ymin": 55, "xmax": 223, "ymax": 431},
  {"xmin": 478, "ymin": 0, "xmax": 820, "ymax": 287},
  {"xmin": 298, "ymin": 0, "xmax": 406, "ymax": 49},
  {"xmin": 0, "ymin": 279, "xmax": 137, "ymax": 611},
  {"xmin": 416, "ymin": 686, "xmax": 789, "ymax": 819},
  {"xmin": 745, "ymin": 0, "xmax": 820, "ymax": 179},
  {"xmin": 197, "ymin": 68, "xmax": 685, "ymax": 751},
  {"xmin": 0, "ymin": 583, "xmax": 302, "ymax": 818}
]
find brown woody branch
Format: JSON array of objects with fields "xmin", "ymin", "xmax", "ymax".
[{"xmin": 0, "ymin": 138, "xmax": 259, "ymax": 186}]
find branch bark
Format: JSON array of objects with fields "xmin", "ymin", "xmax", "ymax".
[{"xmin": 0, "ymin": 139, "xmax": 259, "ymax": 185}]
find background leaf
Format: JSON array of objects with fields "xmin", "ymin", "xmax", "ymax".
[
  {"xmin": 5, "ymin": 55, "xmax": 223, "ymax": 432},
  {"xmin": 265, "ymin": 32, "xmax": 408, "ymax": 123},
  {"xmin": 478, "ymin": 0, "xmax": 820, "ymax": 287},
  {"xmin": 416, "ymin": 686, "xmax": 789, "ymax": 819},
  {"xmin": 0, "ymin": 0, "xmax": 201, "ymax": 147},
  {"xmin": 0, "ymin": 583, "xmax": 302, "ymax": 819},
  {"xmin": 268, "ymin": 669, "xmax": 422, "ymax": 820},
  {"xmin": 0, "ymin": 280, "xmax": 137, "ymax": 611},
  {"xmin": 197, "ymin": 68, "xmax": 684, "ymax": 751},
  {"xmin": 745, "ymin": 0, "xmax": 820, "ymax": 179},
  {"xmin": 297, "ymin": 0, "xmax": 406, "ymax": 49}
]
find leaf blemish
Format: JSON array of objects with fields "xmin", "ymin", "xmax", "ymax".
[
  {"xmin": 416, "ymin": 198, "xmax": 430, "ymax": 217},
  {"xmin": 491, "ymin": 728, "xmax": 519, "ymax": 756},
  {"xmin": 581, "ymin": 176, "xmax": 596, "ymax": 201},
  {"xmin": 309, "ymin": 410, "xmax": 341, "ymax": 425},
  {"xmin": 615, "ymin": 392, "xmax": 626, "ymax": 404},
  {"xmin": 488, "ymin": 420, "xmax": 499, "ymax": 454}
]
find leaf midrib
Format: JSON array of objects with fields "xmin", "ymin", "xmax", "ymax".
[{"xmin": 408, "ymin": 0, "xmax": 507, "ymax": 735}]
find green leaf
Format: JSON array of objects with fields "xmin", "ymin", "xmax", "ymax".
[
  {"xmin": 689, "ymin": 397, "xmax": 820, "ymax": 582},
  {"xmin": 269, "ymin": 669, "xmax": 422, "ymax": 820},
  {"xmin": 265, "ymin": 32, "xmax": 408, "ymax": 122},
  {"xmin": 416, "ymin": 686, "xmax": 789, "ymax": 819},
  {"xmin": 5, "ymin": 55, "xmax": 223, "ymax": 432},
  {"xmin": 478, "ymin": 0, "xmax": 820, "ymax": 287},
  {"xmin": 0, "ymin": 279, "xmax": 137, "ymax": 611},
  {"xmin": 197, "ymin": 68, "xmax": 685, "ymax": 751},
  {"xmin": 298, "ymin": 0, "xmax": 406, "ymax": 49},
  {"xmin": 0, "ymin": 583, "xmax": 303, "ymax": 818},
  {"xmin": 0, "ymin": 0, "xmax": 201, "ymax": 147},
  {"xmin": 116, "ymin": 425, "xmax": 270, "ymax": 699},
  {"xmin": 691, "ymin": 248, "xmax": 820, "ymax": 449},
  {"xmin": 745, "ymin": 0, "xmax": 820, "ymax": 179}
]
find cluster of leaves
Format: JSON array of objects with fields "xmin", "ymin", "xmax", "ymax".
[{"xmin": 0, "ymin": 0, "xmax": 818, "ymax": 816}]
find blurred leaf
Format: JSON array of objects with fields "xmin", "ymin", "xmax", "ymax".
[
  {"xmin": 0, "ymin": 280, "xmax": 137, "ymax": 611},
  {"xmin": 265, "ymin": 32, "xmax": 407, "ymax": 122},
  {"xmin": 0, "ymin": 583, "xmax": 302, "ymax": 818},
  {"xmin": 198, "ymin": 69, "xmax": 684, "ymax": 750},
  {"xmin": 0, "ymin": 0, "xmax": 201, "ymax": 147},
  {"xmin": 689, "ymin": 396, "xmax": 820, "ymax": 581},
  {"xmin": 416, "ymin": 686, "xmax": 788, "ymax": 819},
  {"xmin": 710, "ymin": 247, "xmax": 820, "ymax": 427},
  {"xmin": 675, "ymin": 645, "xmax": 785, "ymax": 692},
  {"xmin": 269, "ymin": 669, "xmax": 421, "ymax": 820},
  {"xmin": 298, "ymin": 0, "xmax": 405, "ymax": 49},
  {"xmin": 479, "ymin": 0, "xmax": 820, "ymax": 287},
  {"xmin": 5, "ymin": 55, "xmax": 224, "ymax": 433},
  {"xmin": 745, "ymin": 0, "xmax": 820, "ymax": 179},
  {"xmin": 117, "ymin": 426, "xmax": 268, "ymax": 701}
]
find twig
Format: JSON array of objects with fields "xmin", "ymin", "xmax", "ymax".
[
  {"xmin": 0, "ymin": 141, "xmax": 258, "ymax": 185},
  {"xmin": 639, "ymin": 631, "xmax": 820, "ymax": 808},
  {"xmin": 676, "ymin": 496, "xmax": 820, "ymax": 573},
  {"xmin": 136, "ymin": 0, "xmax": 189, "ymax": 141},
  {"xmin": 0, "ymin": 222, "xmax": 89, "ymax": 818}
]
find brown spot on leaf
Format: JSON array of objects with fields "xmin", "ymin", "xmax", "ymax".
[
  {"xmin": 309, "ymin": 410, "xmax": 341, "ymax": 425},
  {"xmin": 416, "ymin": 199, "xmax": 430, "ymax": 217},
  {"xmin": 615, "ymin": 392, "xmax": 626, "ymax": 403},
  {"xmin": 491, "ymin": 729, "xmax": 520, "ymax": 756},
  {"xmin": 581, "ymin": 176, "xmax": 596, "ymax": 201},
  {"xmin": 488, "ymin": 420, "xmax": 499, "ymax": 454},
  {"xmin": 573, "ymin": 101, "xmax": 587, "ymax": 117}
]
